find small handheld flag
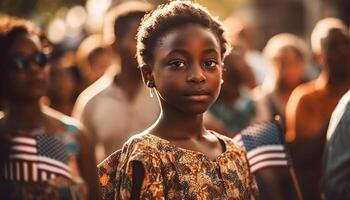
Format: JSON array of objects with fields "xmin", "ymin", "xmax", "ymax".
[{"xmin": 232, "ymin": 121, "xmax": 289, "ymax": 173}]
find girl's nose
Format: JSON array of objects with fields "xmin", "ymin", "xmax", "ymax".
[{"xmin": 187, "ymin": 63, "xmax": 206, "ymax": 83}]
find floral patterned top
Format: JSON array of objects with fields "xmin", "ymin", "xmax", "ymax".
[{"xmin": 98, "ymin": 131, "xmax": 258, "ymax": 199}]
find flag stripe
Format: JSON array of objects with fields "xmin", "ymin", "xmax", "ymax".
[
  {"xmin": 32, "ymin": 163, "xmax": 38, "ymax": 182},
  {"xmin": 249, "ymin": 153, "xmax": 286, "ymax": 166},
  {"xmin": 23, "ymin": 162, "xmax": 28, "ymax": 182},
  {"xmin": 41, "ymin": 171, "xmax": 47, "ymax": 181},
  {"xmin": 11, "ymin": 145, "xmax": 37, "ymax": 153},
  {"xmin": 37, "ymin": 163, "xmax": 71, "ymax": 178},
  {"xmin": 9, "ymin": 154, "xmax": 70, "ymax": 172},
  {"xmin": 247, "ymin": 145, "xmax": 285, "ymax": 159},
  {"xmin": 250, "ymin": 160, "xmax": 288, "ymax": 173},
  {"xmin": 10, "ymin": 137, "xmax": 36, "ymax": 145}
]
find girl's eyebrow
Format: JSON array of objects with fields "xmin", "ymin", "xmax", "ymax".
[
  {"xmin": 166, "ymin": 49, "xmax": 189, "ymax": 57},
  {"xmin": 202, "ymin": 48, "xmax": 220, "ymax": 56},
  {"xmin": 165, "ymin": 48, "xmax": 219, "ymax": 57}
]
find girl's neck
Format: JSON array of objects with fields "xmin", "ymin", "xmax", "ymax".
[
  {"xmin": 151, "ymin": 107, "xmax": 206, "ymax": 140},
  {"xmin": 5, "ymin": 99, "xmax": 44, "ymax": 129}
]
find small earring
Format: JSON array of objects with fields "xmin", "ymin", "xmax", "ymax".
[
  {"xmin": 221, "ymin": 79, "xmax": 224, "ymax": 84},
  {"xmin": 149, "ymin": 88, "xmax": 155, "ymax": 98},
  {"xmin": 146, "ymin": 80, "xmax": 155, "ymax": 88}
]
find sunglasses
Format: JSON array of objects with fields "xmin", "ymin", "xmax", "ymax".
[{"xmin": 7, "ymin": 52, "xmax": 49, "ymax": 72}]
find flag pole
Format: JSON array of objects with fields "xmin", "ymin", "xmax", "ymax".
[
  {"xmin": 274, "ymin": 115, "xmax": 303, "ymax": 200},
  {"xmin": 288, "ymin": 166, "xmax": 303, "ymax": 200}
]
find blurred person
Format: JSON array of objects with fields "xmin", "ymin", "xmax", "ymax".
[
  {"xmin": 255, "ymin": 33, "xmax": 307, "ymax": 125},
  {"xmin": 76, "ymin": 34, "xmax": 112, "ymax": 87},
  {"xmin": 285, "ymin": 18, "xmax": 350, "ymax": 200},
  {"xmin": 321, "ymin": 89, "xmax": 350, "ymax": 200},
  {"xmin": 252, "ymin": 33, "xmax": 308, "ymax": 200},
  {"xmin": 98, "ymin": 1, "xmax": 258, "ymax": 199},
  {"xmin": 48, "ymin": 53, "xmax": 83, "ymax": 115},
  {"xmin": 0, "ymin": 18, "xmax": 99, "ymax": 199},
  {"xmin": 204, "ymin": 50, "xmax": 257, "ymax": 136},
  {"xmin": 72, "ymin": 1, "xmax": 159, "ymax": 163},
  {"xmin": 224, "ymin": 15, "xmax": 269, "ymax": 85}
]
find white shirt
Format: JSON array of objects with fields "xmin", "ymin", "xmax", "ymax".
[{"xmin": 73, "ymin": 75, "xmax": 160, "ymax": 162}]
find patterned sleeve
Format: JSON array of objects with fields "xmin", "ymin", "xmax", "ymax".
[
  {"xmin": 98, "ymin": 150, "xmax": 122, "ymax": 200},
  {"xmin": 117, "ymin": 148, "xmax": 166, "ymax": 200},
  {"xmin": 227, "ymin": 143, "xmax": 259, "ymax": 200}
]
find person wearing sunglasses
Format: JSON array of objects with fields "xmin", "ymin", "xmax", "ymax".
[{"xmin": 0, "ymin": 17, "xmax": 100, "ymax": 199}]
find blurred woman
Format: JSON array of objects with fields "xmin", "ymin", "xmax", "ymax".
[
  {"xmin": 254, "ymin": 33, "xmax": 307, "ymax": 124},
  {"xmin": 0, "ymin": 17, "xmax": 99, "ymax": 199}
]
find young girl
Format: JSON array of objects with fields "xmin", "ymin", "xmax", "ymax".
[
  {"xmin": 98, "ymin": 1, "xmax": 258, "ymax": 199},
  {"xmin": 0, "ymin": 17, "xmax": 99, "ymax": 199}
]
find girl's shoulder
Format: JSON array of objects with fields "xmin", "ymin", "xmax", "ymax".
[
  {"xmin": 98, "ymin": 132, "xmax": 162, "ymax": 168},
  {"xmin": 97, "ymin": 133, "xmax": 164, "ymax": 199}
]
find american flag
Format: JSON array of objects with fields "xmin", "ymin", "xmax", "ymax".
[
  {"xmin": 2, "ymin": 133, "xmax": 72, "ymax": 183},
  {"xmin": 232, "ymin": 122, "xmax": 290, "ymax": 173}
]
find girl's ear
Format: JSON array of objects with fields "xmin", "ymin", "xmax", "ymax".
[{"xmin": 140, "ymin": 65, "xmax": 155, "ymax": 88}]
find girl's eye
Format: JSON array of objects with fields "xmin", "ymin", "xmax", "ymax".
[
  {"xmin": 203, "ymin": 60, "xmax": 218, "ymax": 69},
  {"xmin": 169, "ymin": 60, "xmax": 186, "ymax": 69}
]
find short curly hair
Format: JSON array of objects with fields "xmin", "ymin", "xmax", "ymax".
[{"xmin": 136, "ymin": 0, "xmax": 231, "ymax": 67}]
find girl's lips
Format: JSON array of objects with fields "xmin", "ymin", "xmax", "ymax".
[
  {"xmin": 184, "ymin": 94, "xmax": 211, "ymax": 101},
  {"xmin": 184, "ymin": 89, "xmax": 211, "ymax": 96}
]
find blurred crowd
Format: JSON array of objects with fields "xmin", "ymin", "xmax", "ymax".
[{"xmin": 0, "ymin": 0, "xmax": 349, "ymax": 199}]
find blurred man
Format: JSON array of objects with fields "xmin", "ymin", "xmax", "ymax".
[
  {"xmin": 322, "ymin": 89, "xmax": 350, "ymax": 200},
  {"xmin": 76, "ymin": 34, "xmax": 112, "ymax": 87},
  {"xmin": 286, "ymin": 18, "xmax": 350, "ymax": 200},
  {"xmin": 72, "ymin": 1, "xmax": 160, "ymax": 163}
]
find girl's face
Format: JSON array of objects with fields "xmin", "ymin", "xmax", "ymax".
[
  {"xmin": 149, "ymin": 24, "xmax": 222, "ymax": 114},
  {"xmin": 4, "ymin": 34, "xmax": 50, "ymax": 101}
]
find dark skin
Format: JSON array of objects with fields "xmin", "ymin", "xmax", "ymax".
[
  {"xmin": 112, "ymin": 17, "xmax": 143, "ymax": 101},
  {"xmin": 131, "ymin": 24, "xmax": 226, "ymax": 198},
  {"xmin": 0, "ymin": 34, "xmax": 100, "ymax": 200},
  {"xmin": 286, "ymin": 28, "xmax": 350, "ymax": 142}
]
